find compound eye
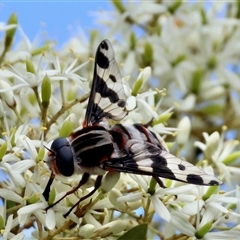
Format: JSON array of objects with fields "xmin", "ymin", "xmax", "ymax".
[{"xmin": 51, "ymin": 138, "xmax": 74, "ymax": 177}]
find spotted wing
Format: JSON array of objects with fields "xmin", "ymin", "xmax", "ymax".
[
  {"xmin": 83, "ymin": 39, "xmax": 127, "ymax": 127},
  {"xmin": 104, "ymin": 139, "xmax": 222, "ymax": 186}
]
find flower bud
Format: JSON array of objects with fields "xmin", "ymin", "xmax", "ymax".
[
  {"xmin": 41, "ymin": 75, "xmax": 51, "ymax": 108},
  {"xmin": 0, "ymin": 141, "xmax": 8, "ymax": 161},
  {"xmin": 195, "ymin": 221, "xmax": 212, "ymax": 239},
  {"xmin": 4, "ymin": 13, "xmax": 17, "ymax": 51},
  {"xmin": 108, "ymin": 188, "xmax": 128, "ymax": 212},
  {"xmin": 26, "ymin": 59, "xmax": 35, "ymax": 74},
  {"xmin": 132, "ymin": 76, "xmax": 143, "ymax": 97},
  {"xmin": 205, "ymin": 131, "xmax": 219, "ymax": 159},
  {"xmin": 153, "ymin": 112, "xmax": 173, "ymax": 125},
  {"xmin": 27, "ymin": 193, "xmax": 40, "ymax": 204},
  {"xmin": 128, "ymin": 200, "xmax": 142, "ymax": 210},
  {"xmin": 143, "ymin": 42, "xmax": 153, "ymax": 66},
  {"xmin": 0, "ymin": 214, "xmax": 4, "ymax": 231},
  {"xmin": 31, "ymin": 45, "xmax": 49, "ymax": 56},
  {"xmin": 79, "ymin": 224, "xmax": 95, "ymax": 238},
  {"xmin": 168, "ymin": 0, "xmax": 183, "ymax": 14},
  {"xmin": 200, "ymin": 104, "xmax": 223, "ymax": 115},
  {"xmin": 94, "ymin": 220, "xmax": 128, "ymax": 238},
  {"xmin": 148, "ymin": 177, "xmax": 157, "ymax": 195},
  {"xmin": 171, "ymin": 54, "xmax": 186, "ymax": 67},
  {"xmin": 0, "ymin": 80, "xmax": 16, "ymax": 108},
  {"xmin": 202, "ymin": 185, "xmax": 219, "ymax": 201},
  {"xmin": 48, "ymin": 188, "xmax": 56, "ymax": 205},
  {"xmin": 132, "ymin": 67, "xmax": 151, "ymax": 96},
  {"xmin": 112, "ymin": 0, "xmax": 125, "ymax": 13},
  {"xmin": 0, "ymin": 100, "xmax": 5, "ymax": 118},
  {"xmin": 176, "ymin": 116, "xmax": 191, "ymax": 146},
  {"xmin": 130, "ymin": 32, "xmax": 136, "ymax": 50},
  {"xmin": 222, "ymin": 151, "xmax": 240, "ymax": 165},
  {"xmin": 59, "ymin": 119, "xmax": 75, "ymax": 138},
  {"xmin": 101, "ymin": 172, "xmax": 120, "ymax": 193},
  {"xmin": 36, "ymin": 147, "xmax": 45, "ymax": 162},
  {"xmin": 126, "ymin": 96, "xmax": 136, "ymax": 111},
  {"xmin": 177, "ymin": 94, "xmax": 196, "ymax": 111},
  {"xmin": 191, "ymin": 68, "xmax": 203, "ymax": 94},
  {"xmin": 201, "ymin": 85, "xmax": 225, "ymax": 100}
]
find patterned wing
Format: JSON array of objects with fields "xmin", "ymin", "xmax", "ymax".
[
  {"xmin": 104, "ymin": 139, "xmax": 222, "ymax": 186},
  {"xmin": 83, "ymin": 39, "xmax": 127, "ymax": 127}
]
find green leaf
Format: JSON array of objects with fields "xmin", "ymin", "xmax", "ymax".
[{"xmin": 118, "ymin": 224, "xmax": 148, "ymax": 240}]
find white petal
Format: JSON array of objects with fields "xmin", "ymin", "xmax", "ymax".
[
  {"xmin": 171, "ymin": 211, "xmax": 195, "ymax": 236},
  {"xmin": 45, "ymin": 209, "xmax": 56, "ymax": 230},
  {"xmin": 11, "ymin": 160, "xmax": 36, "ymax": 173},
  {"xmin": 151, "ymin": 195, "xmax": 171, "ymax": 222},
  {"xmin": 16, "ymin": 135, "xmax": 37, "ymax": 159},
  {"xmin": 11, "ymin": 232, "xmax": 25, "ymax": 240},
  {"xmin": 0, "ymin": 189, "xmax": 23, "ymax": 203},
  {"xmin": 182, "ymin": 199, "xmax": 205, "ymax": 215},
  {"xmin": 117, "ymin": 192, "xmax": 143, "ymax": 202},
  {"xmin": 18, "ymin": 202, "xmax": 46, "ymax": 215},
  {"xmin": 126, "ymin": 96, "xmax": 136, "ymax": 111}
]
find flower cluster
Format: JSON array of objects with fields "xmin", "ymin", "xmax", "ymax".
[{"xmin": 0, "ymin": 1, "xmax": 240, "ymax": 239}]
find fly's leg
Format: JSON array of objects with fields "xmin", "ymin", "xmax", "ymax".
[
  {"xmin": 45, "ymin": 172, "xmax": 90, "ymax": 211},
  {"xmin": 63, "ymin": 175, "xmax": 103, "ymax": 218},
  {"xmin": 153, "ymin": 176, "xmax": 166, "ymax": 188},
  {"xmin": 43, "ymin": 171, "xmax": 55, "ymax": 201}
]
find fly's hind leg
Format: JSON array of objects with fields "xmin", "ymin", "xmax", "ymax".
[{"xmin": 63, "ymin": 175, "xmax": 103, "ymax": 218}]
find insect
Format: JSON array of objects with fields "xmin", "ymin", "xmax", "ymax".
[{"xmin": 43, "ymin": 39, "xmax": 222, "ymax": 218}]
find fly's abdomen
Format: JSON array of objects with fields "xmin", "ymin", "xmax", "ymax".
[{"xmin": 110, "ymin": 123, "xmax": 163, "ymax": 149}]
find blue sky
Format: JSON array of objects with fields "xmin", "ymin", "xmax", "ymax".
[{"xmin": 0, "ymin": 1, "xmax": 112, "ymax": 46}]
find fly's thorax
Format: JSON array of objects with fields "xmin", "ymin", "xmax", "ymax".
[{"xmin": 70, "ymin": 125, "xmax": 115, "ymax": 169}]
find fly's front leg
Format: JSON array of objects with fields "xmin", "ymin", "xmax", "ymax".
[
  {"xmin": 43, "ymin": 171, "xmax": 55, "ymax": 201},
  {"xmin": 45, "ymin": 172, "xmax": 90, "ymax": 211},
  {"xmin": 63, "ymin": 175, "xmax": 103, "ymax": 218}
]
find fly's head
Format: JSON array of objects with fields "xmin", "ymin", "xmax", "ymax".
[{"xmin": 45, "ymin": 138, "xmax": 74, "ymax": 177}]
